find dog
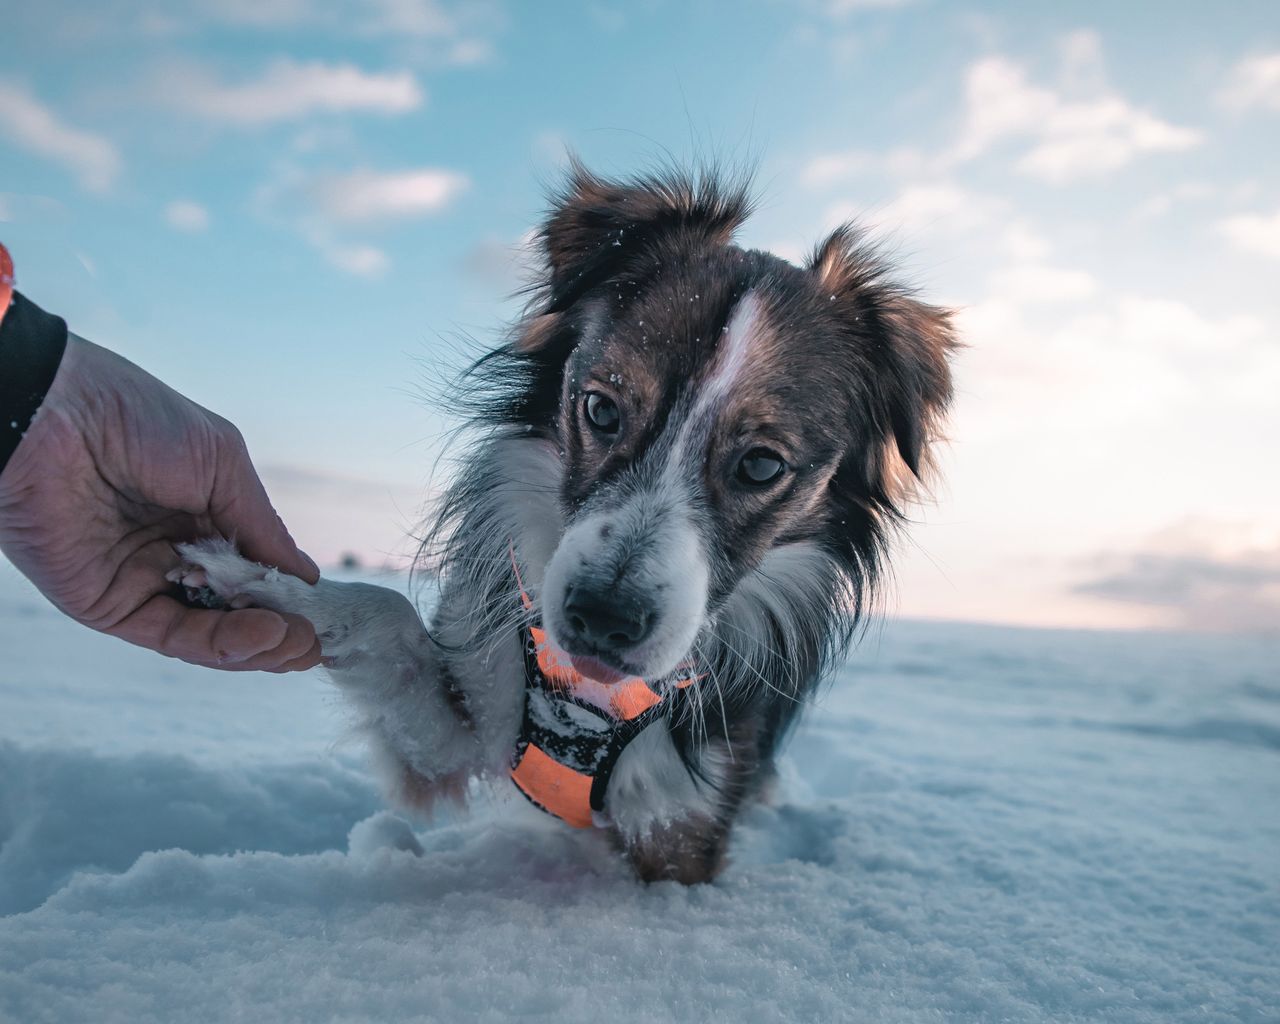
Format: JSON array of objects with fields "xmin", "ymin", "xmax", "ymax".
[{"xmin": 173, "ymin": 162, "xmax": 957, "ymax": 884}]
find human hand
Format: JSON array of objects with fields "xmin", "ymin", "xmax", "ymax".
[{"xmin": 0, "ymin": 334, "xmax": 322, "ymax": 671}]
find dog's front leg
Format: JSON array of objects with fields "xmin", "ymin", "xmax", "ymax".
[
  {"xmin": 170, "ymin": 539, "xmax": 484, "ymax": 809},
  {"xmin": 604, "ymin": 720, "xmax": 762, "ymax": 884}
]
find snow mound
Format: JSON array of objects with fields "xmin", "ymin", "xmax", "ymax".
[{"xmin": 0, "ymin": 743, "xmax": 378, "ymax": 915}]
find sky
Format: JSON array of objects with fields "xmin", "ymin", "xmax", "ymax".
[{"xmin": 1, "ymin": 0, "xmax": 1278, "ymax": 633}]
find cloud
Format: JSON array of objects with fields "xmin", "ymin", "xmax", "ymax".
[
  {"xmin": 299, "ymin": 224, "xmax": 390, "ymax": 277},
  {"xmin": 252, "ymin": 161, "xmax": 468, "ymax": 276},
  {"xmin": 209, "ymin": 0, "xmax": 505, "ymax": 66},
  {"xmin": 801, "ymin": 36, "xmax": 1199, "ymax": 191},
  {"xmin": 826, "ymin": 181, "xmax": 1005, "ymax": 237},
  {"xmin": 986, "ymin": 263, "xmax": 1098, "ymax": 304},
  {"xmin": 825, "ymin": 0, "xmax": 915, "ymax": 13},
  {"xmin": 801, "ymin": 151, "xmax": 873, "ymax": 187},
  {"xmin": 949, "ymin": 54, "xmax": 1201, "ymax": 183},
  {"xmin": 357, "ymin": 0, "xmax": 462, "ymax": 36},
  {"xmin": 1218, "ymin": 52, "xmax": 1280, "ymax": 112},
  {"xmin": 1216, "ymin": 208, "xmax": 1280, "ymax": 260},
  {"xmin": 440, "ymin": 38, "xmax": 495, "ymax": 66},
  {"xmin": 1056, "ymin": 28, "xmax": 1106, "ymax": 93},
  {"xmin": 1074, "ymin": 522, "xmax": 1280, "ymax": 633},
  {"xmin": 1132, "ymin": 181, "xmax": 1215, "ymax": 220},
  {"xmin": 0, "ymin": 81, "xmax": 121, "ymax": 191},
  {"xmin": 312, "ymin": 168, "xmax": 469, "ymax": 223},
  {"xmin": 1000, "ymin": 220, "xmax": 1052, "ymax": 263},
  {"xmin": 1076, "ymin": 553, "xmax": 1280, "ymax": 632},
  {"xmin": 102, "ymin": 0, "xmax": 499, "ymax": 43},
  {"xmin": 324, "ymin": 242, "xmax": 390, "ymax": 277},
  {"xmin": 165, "ymin": 59, "xmax": 423, "ymax": 125},
  {"xmin": 462, "ymin": 233, "xmax": 537, "ymax": 289},
  {"xmin": 164, "ymin": 199, "xmax": 210, "ymax": 232},
  {"xmin": 190, "ymin": 0, "xmax": 311, "ymax": 28},
  {"xmin": 956, "ymin": 283, "xmax": 1271, "ymax": 443},
  {"xmin": 801, "ymin": 147, "xmax": 929, "ymax": 187}
]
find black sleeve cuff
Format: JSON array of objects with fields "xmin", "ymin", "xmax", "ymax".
[{"xmin": 0, "ymin": 292, "xmax": 69, "ymax": 477}]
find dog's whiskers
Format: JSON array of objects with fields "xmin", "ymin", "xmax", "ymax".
[{"xmin": 709, "ymin": 621, "xmax": 804, "ymax": 706}]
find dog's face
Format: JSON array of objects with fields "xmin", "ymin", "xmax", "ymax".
[{"xmin": 523, "ymin": 167, "xmax": 954, "ymax": 682}]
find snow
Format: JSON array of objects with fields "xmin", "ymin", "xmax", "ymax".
[{"xmin": 1, "ymin": 559, "xmax": 1277, "ymax": 1023}]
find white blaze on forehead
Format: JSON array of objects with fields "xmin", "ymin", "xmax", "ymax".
[
  {"xmin": 698, "ymin": 290, "xmax": 765, "ymax": 411},
  {"xmin": 664, "ymin": 290, "xmax": 766, "ymax": 475}
]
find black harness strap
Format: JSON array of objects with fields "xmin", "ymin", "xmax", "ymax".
[{"xmin": 513, "ymin": 622, "xmax": 679, "ymax": 821}]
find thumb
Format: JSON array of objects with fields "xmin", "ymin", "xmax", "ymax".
[{"xmin": 211, "ymin": 431, "xmax": 320, "ymax": 584}]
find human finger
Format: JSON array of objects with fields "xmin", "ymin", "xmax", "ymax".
[{"xmin": 106, "ymin": 594, "xmax": 318, "ymax": 669}]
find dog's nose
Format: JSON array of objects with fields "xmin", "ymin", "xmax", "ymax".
[{"xmin": 563, "ymin": 585, "xmax": 651, "ymax": 651}]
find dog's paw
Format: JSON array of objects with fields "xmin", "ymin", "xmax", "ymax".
[
  {"xmin": 168, "ymin": 538, "xmax": 311, "ymax": 616},
  {"xmin": 171, "ymin": 538, "xmax": 432, "ymax": 671}
]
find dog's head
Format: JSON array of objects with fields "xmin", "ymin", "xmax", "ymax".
[{"xmin": 499, "ymin": 163, "xmax": 956, "ymax": 682}]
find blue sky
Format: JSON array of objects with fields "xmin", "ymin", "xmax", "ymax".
[{"xmin": 2, "ymin": 1, "xmax": 1278, "ymax": 631}]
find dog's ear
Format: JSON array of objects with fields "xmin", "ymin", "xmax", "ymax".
[
  {"xmin": 810, "ymin": 225, "xmax": 957, "ymax": 498},
  {"xmin": 534, "ymin": 158, "xmax": 752, "ymax": 320}
]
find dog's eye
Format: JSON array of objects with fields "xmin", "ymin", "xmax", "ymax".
[
  {"xmin": 584, "ymin": 392, "xmax": 621, "ymax": 434},
  {"xmin": 737, "ymin": 448, "xmax": 786, "ymax": 485}
]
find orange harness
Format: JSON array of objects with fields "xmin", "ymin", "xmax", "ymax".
[
  {"xmin": 508, "ymin": 552, "xmax": 697, "ymax": 828},
  {"xmin": 0, "ymin": 244, "xmax": 14, "ymax": 325}
]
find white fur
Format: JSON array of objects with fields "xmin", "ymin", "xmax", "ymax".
[
  {"xmin": 171, "ymin": 539, "xmax": 484, "ymax": 785},
  {"xmin": 420, "ymin": 437, "xmax": 564, "ymax": 777},
  {"xmin": 482, "ymin": 435, "xmax": 564, "ymax": 592},
  {"xmin": 541, "ymin": 486, "xmax": 709, "ymax": 680},
  {"xmin": 720, "ymin": 541, "xmax": 837, "ymax": 637},
  {"xmin": 713, "ymin": 540, "xmax": 841, "ymax": 700},
  {"xmin": 662, "ymin": 290, "xmax": 763, "ymax": 477},
  {"xmin": 691, "ymin": 290, "xmax": 763, "ymax": 417},
  {"xmin": 604, "ymin": 723, "xmax": 731, "ymax": 839}
]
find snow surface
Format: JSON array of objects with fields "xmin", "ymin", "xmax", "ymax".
[{"xmin": 1, "ymin": 560, "xmax": 1277, "ymax": 1023}]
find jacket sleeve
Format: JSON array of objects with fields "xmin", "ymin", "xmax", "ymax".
[{"xmin": 0, "ymin": 246, "xmax": 70, "ymax": 478}]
